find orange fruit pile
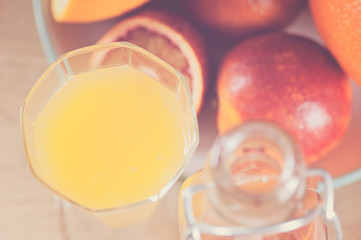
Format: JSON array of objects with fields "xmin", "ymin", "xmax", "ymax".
[{"xmin": 50, "ymin": 0, "xmax": 356, "ymax": 169}]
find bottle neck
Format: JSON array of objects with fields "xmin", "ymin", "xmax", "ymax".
[{"xmin": 204, "ymin": 121, "xmax": 307, "ymax": 226}]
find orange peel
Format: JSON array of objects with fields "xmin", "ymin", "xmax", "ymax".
[{"xmin": 51, "ymin": 0, "xmax": 150, "ymax": 23}]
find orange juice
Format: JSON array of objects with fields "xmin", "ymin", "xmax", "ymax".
[{"xmin": 32, "ymin": 65, "xmax": 186, "ymax": 210}]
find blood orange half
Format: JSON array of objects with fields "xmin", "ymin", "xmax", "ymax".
[{"xmin": 95, "ymin": 9, "xmax": 209, "ymax": 114}]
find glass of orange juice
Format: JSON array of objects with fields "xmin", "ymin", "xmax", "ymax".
[{"xmin": 21, "ymin": 42, "xmax": 199, "ymax": 228}]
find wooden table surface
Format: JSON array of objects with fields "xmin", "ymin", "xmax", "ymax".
[{"xmin": 1, "ymin": 1, "xmax": 361, "ymax": 239}]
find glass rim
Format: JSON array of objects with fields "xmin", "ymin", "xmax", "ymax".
[
  {"xmin": 23, "ymin": 41, "xmax": 188, "ymax": 105},
  {"xmin": 21, "ymin": 41, "xmax": 199, "ymax": 213}
]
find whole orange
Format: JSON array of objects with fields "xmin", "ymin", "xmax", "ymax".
[
  {"xmin": 217, "ymin": 33, "xmax": 352, "ymax": 163},
  {"xmin": 177, "ymin": 0, "xmax": 305, "ymax": 39},
  {"xmin": 310, "ymin": 0, "xmax": 361, "ymax": 87}
]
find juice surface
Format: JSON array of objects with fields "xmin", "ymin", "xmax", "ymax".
[{"xmin": 32, "ymin": 65, "xmax": 186, "ymax": 210}]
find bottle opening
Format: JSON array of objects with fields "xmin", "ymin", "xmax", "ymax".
[
  {"xmin": 207, "ymin": 121, "xmax": 306, "ymax": 226},
  {"xmin": 229, "ymin": 144, "xmax": 283, "ymax": 195}
]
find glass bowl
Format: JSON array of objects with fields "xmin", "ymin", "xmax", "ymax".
[{"xmin": 32, "ymin": 0, "xmax": 361, "ymax": 189}]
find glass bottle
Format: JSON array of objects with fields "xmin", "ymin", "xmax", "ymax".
[{"xmin": 179, "ymin": 121, "xmax": 342, "ymax": 240}]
